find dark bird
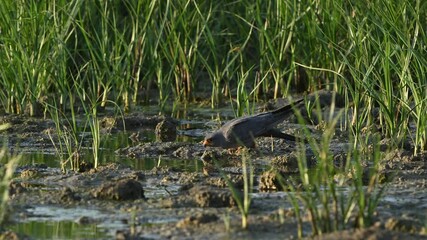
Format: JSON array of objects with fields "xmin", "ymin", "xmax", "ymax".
[{"xmin": 203, "ymin": 99, "xmax": 305, "ymax": 149}]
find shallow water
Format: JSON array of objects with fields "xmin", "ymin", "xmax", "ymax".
[
  {"xmin": 5, "ymin": 113, "xmax": 206, "ymax": 238},
  {"xmin": 9, "ymin": 206, "xmax": 125, "ymax": 239},
  {"xmin": 17, "ymin": 120, "xmax": 204, "ymax": 171},
  {"xmin": 3, "ymin": 104, "xmax": 426, "ymax": 239}
]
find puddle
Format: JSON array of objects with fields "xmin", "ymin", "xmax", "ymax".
[
  {"xmin": 7, "ymin": 205, "xmax": 182, "ymax": 239},
  {"xmin": 9, "ymin": 206, "xmax": 125, "ymax": 239},
  {"xmin": 10, "ymin": 220, "xmax": 110, "ymax": 239},
  {"xmin": 16, "ymin": 124, "xmax": 204, "ymax": 172}
]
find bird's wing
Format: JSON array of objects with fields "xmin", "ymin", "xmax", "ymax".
[
  {"xmin": 221, "ymin": 99, "xmax": 304, "ymax": 143},
  {"xmin": 270, "ymin": 98, "xmax": 304, "ymax": 122},
  {"xmin": 222, "ymin": 113, "xmax": 275, "ymax": 141}
]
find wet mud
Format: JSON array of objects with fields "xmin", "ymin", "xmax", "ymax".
[{"xmin": 0, "ymin": 103, "xmax": 426, "ymax": 239}]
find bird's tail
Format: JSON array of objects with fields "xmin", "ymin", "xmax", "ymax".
[
  {"xmin": 271, "ymin": 98, "xmax": 304, "ymax": 116},
  {"xmin": 260, "ymin": 129, "xmax": 307, "ymax": 143}
]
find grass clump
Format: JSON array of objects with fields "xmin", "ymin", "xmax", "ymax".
[{"xmin": 279, "ymin": 95, "xmax": 386, "ymax": 237}]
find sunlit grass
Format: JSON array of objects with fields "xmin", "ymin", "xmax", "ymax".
[
  {"xmin": 276, "ymin": 95, "xmax": 386, "ymax": 237},
  {"xmin": 0, "ymin": 0, "xmax": 424, "ymax": 152}
]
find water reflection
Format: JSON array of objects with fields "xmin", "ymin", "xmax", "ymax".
[
  {"xmin": 10, "ymin": 221, "xmax": 109, "ymax": 239},
  {"xmin": 17, "ymin": 130, "xmax": 201, "ymax": 172},
  {"xmin": 12, "ymin": 105, "xmax": 214, "ymax": 172}
]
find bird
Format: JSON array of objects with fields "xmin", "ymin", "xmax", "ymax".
[{"xmin": 203, "ymin": 98, "xmax": 305, "ymax": 149}]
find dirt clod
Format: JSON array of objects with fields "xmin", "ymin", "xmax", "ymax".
[
  {"xmin": 20, "ymin": 169, "xmax": 40, "ymax": 179},
  {"xmin": 259, "ymin": 170, "xmax": 282, "ymax": 191},
  {"xmin": 92, "ymin": 179, "xmax": 145, "ymax": 200},
  {"xmin": 385, "ymin": 217, "xmax": 426, "ymax": 234},
  {"xmin": 190, "ymin": 186, "xmax": 235, "ymax": 208},
  {"xmin": 176, "ymin": 213, "xmax": 219, "ymax": 228},
  {"xmin": 60, "ymin": 187, "xmax": 81, "ymax": 202},
  {"xmin": 155, "ymin": 118, "xmax": 177, "ymax": 142}
]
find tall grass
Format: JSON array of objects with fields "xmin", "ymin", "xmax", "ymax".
[
  {"xmin": 279, "ymin": 96, "xmax": 386, "ymax": 237},
  {"xmin": 0, "ymin": 0, "xmax": 425, "ymax": 148}
]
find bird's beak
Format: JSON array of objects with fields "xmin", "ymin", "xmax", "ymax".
[{"xmin": 202, "ymin": 140, "xmax": 210, "ymax": 147}]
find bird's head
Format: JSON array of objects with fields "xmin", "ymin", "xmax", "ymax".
[{"xmin": 202, "ymin": 131, "xmax": 227, "ymax": 148}]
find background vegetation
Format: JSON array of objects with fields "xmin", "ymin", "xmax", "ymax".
[{"xmin": 0, "ymin": 0, "xmax": 426, "ymax": 153}]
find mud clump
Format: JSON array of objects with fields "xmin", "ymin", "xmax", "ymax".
[
  {"xmin": 259, "ymin": 170, "xmax": 282, "ymax": 191},
  {"xmin": 385, "ymin": 217, "xmax": 426, "ymax": 234},
  {"xmin": 99, "ymin": 117, "xmax": 117, "ymax": 132},
  {"xmin": 259, "ymin": 170, "xmax": 302, "ymax": 191},
  {"xmin": 190, "ymin": 186, "xmax": 235, "ymax": 208},
  {"xmin": 155, "ymin": 118, "xmax": 177, "ymax": 142},
  {"xmin": 176, "ymin": 212, "xmax": 219, "ymax": 228},
  {"xmin": 77, "ymin": 161, "xmax": 94, "ymax": 173},
  {"xmin": 92, "ymin": 179, "xmax": 144, "ymax": 200},
  {"xmin": 20, "ymin": 169, "xmax": 41, "ymax": 179},
  {"xmin": 60, "ymin": 187, "xmax": 81, "ymax": 202},
  {"xmin": 200, "ymin": 150, "xmax": 217, "ymax": 161},
  {"xmin": 8, "ymin": 181, "xmax": 27, "ymax": 196},
  {"xmin": 271, "ymin": 153, "xmax": 316, "ymax": 173},
  {"xmin": 271, "ymin": 155, "xmax": 300, "ymax": 173},
  {"xmin": 206, "ymin": 175, "xmax": 244, "ymax": 188},
  {"xmin": 173, "ymin": 146, "xmax": 192, "ymax": 158}
]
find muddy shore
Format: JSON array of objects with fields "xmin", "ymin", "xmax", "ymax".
[{"xmin": 0, "ymin": 106, "xmax": 426, "ymax": 239}]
